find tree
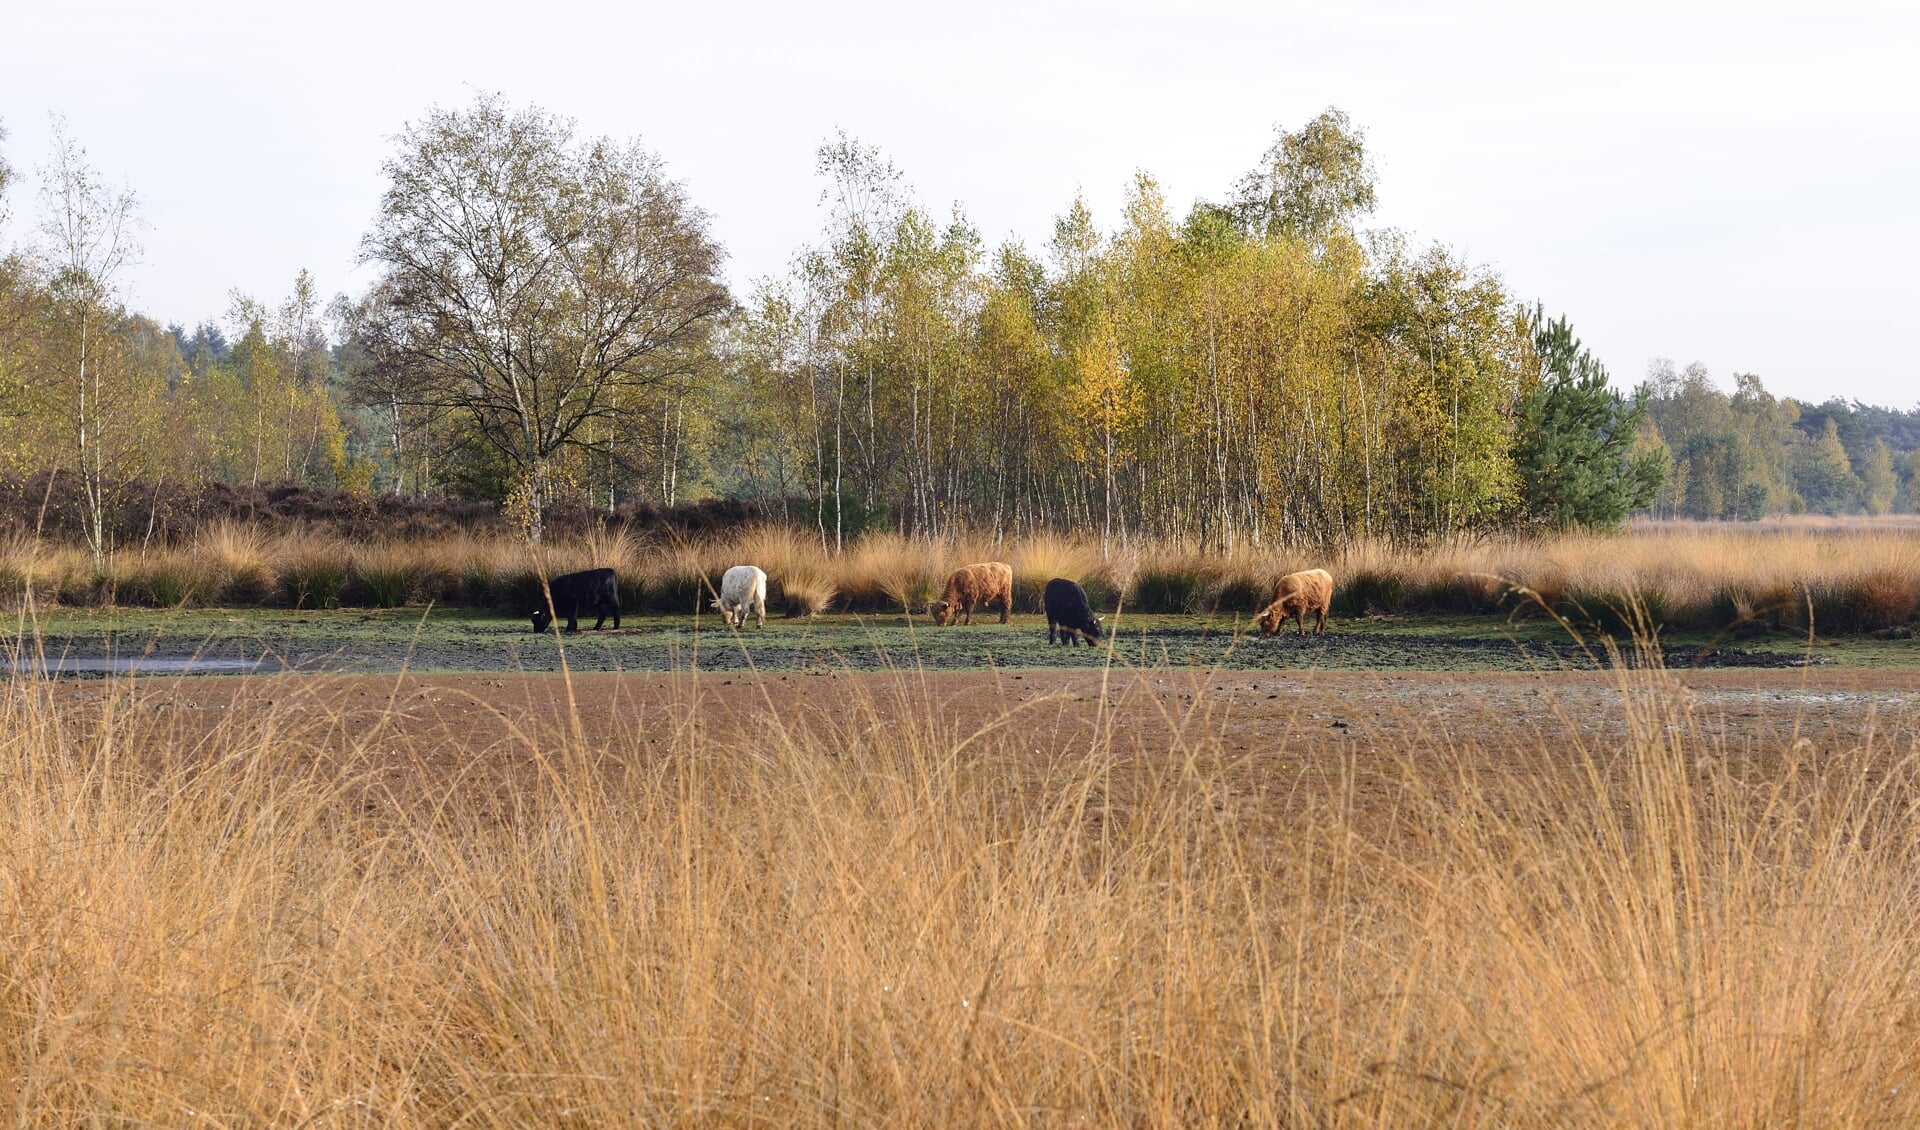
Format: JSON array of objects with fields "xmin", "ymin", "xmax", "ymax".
[
  {"xmin": 35, "ymin": 117, "xmax": 145, "ymax": 568},
  {"xmin": 1644, "ymin": 363, "xmax": 1799, "ymax": 519},
  {"xmin": 359, "ymin": 95, "xmax": 728, "ymax": 541},
  {"xmin": 1791, "ymin": 418, "xmax": 1862, "ymax": 515},
  {"xmin": 804, "ymin": 130, "xmax": 905, "ymax": 550},
  {"xmin": 0, "ymin": 117, "xmax": 13, "ymax": 227},
  {"xmin": 1513, "ymin": 307, "xmax": 1662, "ymax": 530},
  {"xmin": 0, "ymin": 119, "xmax": 30, "ymax": 402},
  {"xmin": 335, "ymin": 281, "xmax": 437, "ymax": 495},
  {"xmin": 1230, "ymin": 107, "xmax": 1377, "ymax": 247},
  {"xmin": 1860, "ymin": 436, "xmax": 1897, "ymax": 515}
]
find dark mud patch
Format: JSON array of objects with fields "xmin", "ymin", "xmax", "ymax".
[
  {"xmin": 10, "ymin": 612, "xmax": 1824, "ymax": 677},
  {"xmin": 1127, "ymin": 628, "xmax": 1821, "ymax": 671}
]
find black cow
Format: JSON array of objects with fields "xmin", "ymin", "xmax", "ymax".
[
  {"xmin": 531, "ymin": 568, "xmax": 621, "ymax": 633},
  {"xmin": 1044, "ymin": 578, "xmax": 1103, "ymax": 645}
]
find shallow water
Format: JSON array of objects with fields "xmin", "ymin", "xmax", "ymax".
[{"xmin": 6, "ymin": 655, "xmax": 283, "ymax": 676}]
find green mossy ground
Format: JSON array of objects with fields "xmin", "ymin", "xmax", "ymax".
[{"xmin": 7, "ymin": 606, "xmax": 1911, "ymax": 676}]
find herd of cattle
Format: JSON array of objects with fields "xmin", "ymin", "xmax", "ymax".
[{"xmin": 530, "ymin": 562, "xmax": 1335, "ymax": 642}]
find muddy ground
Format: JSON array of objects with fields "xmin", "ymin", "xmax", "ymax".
[
  {"xmin": 12, "ymin": 607, "xmax": 1903, "ymax": 676},
  {"xmin": 19, "ymin": 607, "xmax": 1919, "ymax": 834},
  {"xmin": 37, "ymin": 665, "xmax": 1919, "ymax": 840}
]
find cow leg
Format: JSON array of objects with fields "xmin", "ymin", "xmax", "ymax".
[
  {"xmin": 963, "ymin": 602, "xmax": 973, "ymax": 626},
  {"xmin": 754, "ymin": 595, "xmax": 765, "ymax": 628},
  {"xmin": 1315, "ymin": 609, "xmax": 1326, "ymax": 634},
  {"xmin": 592, "ymin": 615, "xmax": 606, "ymax": 630},
  {"xmin": 999, "ymin": 593, "xmax": 1010, "ymax": 624},
  {"xmin": 1048, "ymin": 620, "xmax": 1057, "ymax": 645},
  {"xmin": 565, "ymin": 616, "xmax": 580, "ymax": 634}
]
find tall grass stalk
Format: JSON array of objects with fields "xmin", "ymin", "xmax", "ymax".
[{"xmin": 3, "ymin": 649, "xmax": 1918, "ymax": 1123}]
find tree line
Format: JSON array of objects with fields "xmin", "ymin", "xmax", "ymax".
[
  {"xmin": 2, "ymin": 103, "xmax": 1916, "ymax": 562},
  {"xmin": 1640, "ymin": 363, "xmax": 1920, "ymax": 519}
]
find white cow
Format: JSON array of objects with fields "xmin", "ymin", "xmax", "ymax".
[{"xmin": 711, "ymin": 564, "xmax": 768, "ymax": 629}]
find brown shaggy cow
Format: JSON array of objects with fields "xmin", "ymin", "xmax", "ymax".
[
  {"xmin": 930, "ymin": 561, "xmax": 1014, "ymax": 626},
  {"xmin": 1257, "ymin": 568, "xmax": 1334, "ymax": 637}
]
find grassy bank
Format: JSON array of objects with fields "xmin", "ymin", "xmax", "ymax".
[
  {"xmin": 4, "ymin": 518, "xmax": 1918, "ymax": 635},
  {"xmin": 4, "ymin": 651, "xmax": 1919, "ymax": 1122}
]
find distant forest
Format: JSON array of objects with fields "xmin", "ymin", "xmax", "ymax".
[{"xmin": 1, "ymin": 103, "xmax": 1915, "ymax": 562}]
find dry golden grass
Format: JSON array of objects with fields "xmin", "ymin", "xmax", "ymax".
[
  {"xmin": 1007, "ymin": 531, "xmax": 1102, "ymax": 608},
  {"xmin": 4, "ymin": 518, "xmax": 1918, "ymax": 630},
  {"xmin": 839, "ymin": 532, "xmax": 946, "ymax": 611},
  {"xmin": 4, "ymin": 649, "xmax": 1920, "ymax": 1124}
]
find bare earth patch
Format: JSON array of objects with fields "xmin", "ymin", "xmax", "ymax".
[{"xmin": 50, "ymin": 666, "xmax": 1919, "ymax": 835}]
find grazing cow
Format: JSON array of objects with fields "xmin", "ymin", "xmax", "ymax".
[
  {"xmin": 930, "ymin": 561, "xmax": 1014, "ymax": 626},
  {"xmin": 1256, "ymin": 568, "xmax": 1334, "ymax": 637},
  {"xmin": 1043, "ymin": 578, "xmax": 1103, "ymax": 645},
  {"xmin": 710, "ymin": 564, "xmax": 768, "ymax": 629},
  {"xmin": 532, "ymin": 567, "xmax": 621, "ymax": 634}
]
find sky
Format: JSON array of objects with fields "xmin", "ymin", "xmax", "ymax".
[{"xmin": 2, "ymin": 0, "xmax": 1915, "ymax": 406}]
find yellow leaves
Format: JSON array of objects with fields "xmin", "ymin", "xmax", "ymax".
[{"xmin": 1063, "ymin": 328, "xmax": 1142, "ymax": 471}]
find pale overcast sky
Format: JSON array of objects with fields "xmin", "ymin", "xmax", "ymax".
[{"xmin": 2, "ymin": 0, "xmax": 1915, "ymax": 405}]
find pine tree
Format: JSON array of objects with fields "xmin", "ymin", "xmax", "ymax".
[{"xmin": 1513, "ymin": 307, "xmax": 1663, "ymax": 530}]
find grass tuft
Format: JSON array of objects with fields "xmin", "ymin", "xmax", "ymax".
[
  {"xmin": 1334, "ymin": 567, "xmax": 1406, "ymax": 617},
  {"xmin": 774, "ymin": 565, "xmax": 837, "ymax": 618}
]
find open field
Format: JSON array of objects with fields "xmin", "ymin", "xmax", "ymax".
[
  {"xmin": 10, "ymin": 606, "xmax": 1920, "ymax": 676},
  {"xmin": 6, "ymin": 517, "xmax": 1918, "ymax": 1125},
  {"xmin": 6, "ymin": 647, "xmax": 1920, "ymax": 1124}
]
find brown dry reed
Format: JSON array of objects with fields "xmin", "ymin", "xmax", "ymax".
[{"xmin": 3, "ymin": 638, "xmax": 1920, "ymax": 1124}]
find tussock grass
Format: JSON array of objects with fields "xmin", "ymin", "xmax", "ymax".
[
  {"xmin": 0, "ymin": 534, "xmax": 86, "ymax": 606},
  {"xmin": 4, "ymin": 643, "xmax": 1920, "ymax": 1123},
  {"xmin": 840, "ymin": 533, "xmax": 944, "ymax": 612},
  {"xmin": 278, "ymin": 538, "xmax": 349, "ymax": 609},
  {"xmin": 1126, "ymin": 546, "xmax": 1221, "ymax": 613},
  {"xmin": 1008, "ymin": 532, "xmax": 1101, "ymax": 610},
  {"xmin": 195, "ymin": 520, "xmax": 274, "ymax": 604},
  {"xmin": 11, "ymin": 518, "xmax": 1920, "ymax": 634}
]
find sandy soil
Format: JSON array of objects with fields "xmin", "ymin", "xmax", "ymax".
[{"xmin": 43, "ymin": 667, "xmax": 1920, "ymax": 836}]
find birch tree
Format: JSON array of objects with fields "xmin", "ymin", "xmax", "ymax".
[
  {"xmin": 359, "ymin": 95, "xmax": 728, "ymax": 541},
  {"xmin": 37, "ymin": 118, "xmax": 143, "ymax": 568}
]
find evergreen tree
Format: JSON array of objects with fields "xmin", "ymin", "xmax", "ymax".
[
  {"xmin": 1861, "ymin": 437, "xmax": 1897, "ymax": 515},
  {"xmin": 1513, "ymin": 307, "xmax": 1662, "ymax": 530}
]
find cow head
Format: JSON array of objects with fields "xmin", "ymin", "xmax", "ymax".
[
  {"xmin": 1256, "ymin": 605, "xmax": 1284, "ymax": 636},
  {"xmin": 531, "ymin": 608, "xmax": 554, "ymax": 633},
  {"xmin": 930, "ymin": 599, "xmax": 956, "ymax": 627}
]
